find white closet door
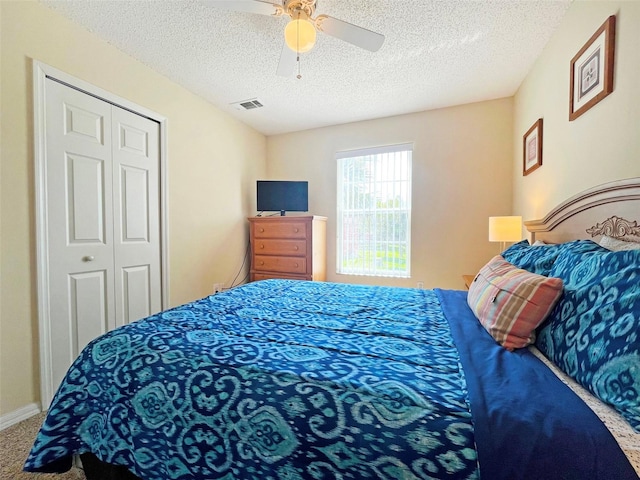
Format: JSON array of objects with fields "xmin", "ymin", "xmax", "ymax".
[
  {"xmin": 112, "ymin": 107, "xmax": 161, "ymax": 325},
  {"xmin": 44, "ymin": 79, "xmax": 162, "ymax": 397},
  {"xmin": 45, "ymin": 79, "xmax": 117, "ymax": 390}
]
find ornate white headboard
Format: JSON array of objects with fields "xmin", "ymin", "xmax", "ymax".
[{"xmin": 524, "ymin": 177, "xmax": 640, "ymax": 244}]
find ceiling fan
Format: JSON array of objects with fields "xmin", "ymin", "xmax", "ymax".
[{"xmin": 208, "ymin": 0, "xmax": 385, "ymax": 77}]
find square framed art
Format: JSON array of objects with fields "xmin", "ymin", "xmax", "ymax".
[
  {"xmin": 523, "ymin": 119, "xmax": 543, "ymax": 176},
  {"xmin": 569, "ymin": 15, "xmax": 616, "ymax": 121}
]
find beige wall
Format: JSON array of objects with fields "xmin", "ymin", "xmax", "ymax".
[
  {"xmin": 0, "ymin": 1, "xmax": 266, "ymax": 416},
  {"xmin": 267, "ymin": 98, "xmax": 514, "ymax": 289},
  {"xmin": 513, "ymin": 0, "xmax": 640, "ymax": 221}
]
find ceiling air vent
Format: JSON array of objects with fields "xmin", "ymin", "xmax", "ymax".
[{"xmin": 230, "ymin": 98, "xmax": 264, "ymax": 111}]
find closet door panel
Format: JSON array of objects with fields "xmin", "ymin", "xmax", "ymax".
[
  {"xmin": 45, "ymin": 79, "xmax": 116, "ymax": 391},
  {"xmin": 112, "ymin": 107, "xmax": 162, "ymax": 326},
  {"xmin": 69, "ymin": 270, "xmax": 109, "ymax": 358}
]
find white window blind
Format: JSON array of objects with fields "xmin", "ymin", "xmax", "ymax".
[{"xmin": 336, "ymin": 144, "xmax": 412, "ymax": 278}]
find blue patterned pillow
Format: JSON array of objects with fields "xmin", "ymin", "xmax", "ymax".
[
  {"xmin": 536, "ymin": 249, "xmax": 640, "ymax": 431},
  {"xmin": 502, "ymin": 240, "xmax": 606, "ymax": 276}
]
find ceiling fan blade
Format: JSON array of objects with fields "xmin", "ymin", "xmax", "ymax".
[
  {"xmin": 276, "ymin": 42, "xmax": 297, "ymax": 77},
  {"xmin": 205, "ymin": 1, "xmax": 284, "ymax": 16},
  {"xmin": 315, "ymin": 15, "xmax": 385, "ymax": 52}
]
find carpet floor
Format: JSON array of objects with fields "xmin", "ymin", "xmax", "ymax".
[{"xmin": 0, "ymin": 412, "xmax": 85, "ymax": 479}]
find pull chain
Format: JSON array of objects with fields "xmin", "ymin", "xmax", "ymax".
[{"xmin": 296, "ymin": 11, "xmax": 302, "ymax": 79}]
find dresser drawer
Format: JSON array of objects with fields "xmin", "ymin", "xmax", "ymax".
[
  {"xmin": 253, "ymin": 222, "xmax": 307, "ymax": 239},
  {"xmin": 252, "ymin": 272, "xmax": 309, "ymax": 281},
  {"xmin": 254, "ymin": 239, "xmax": 307, "ymax": 256},
  {"xmin": 253, "ymin": 255, "xmax": 307, "ymax": 274}
]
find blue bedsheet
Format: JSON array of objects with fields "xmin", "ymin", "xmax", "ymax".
[
  {"xmin": 25, "ymin": 280, "xmax": 479, "ymax": 479},
  {"xmin": 437, "ymin": 289, "xmax": 638, "ymax": 480}
]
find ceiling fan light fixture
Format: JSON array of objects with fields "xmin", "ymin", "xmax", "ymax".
[{"xmin": 284, "ymin": 11, "xmax": 316, "ymax": 53}]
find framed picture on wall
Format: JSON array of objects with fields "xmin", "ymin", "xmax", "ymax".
[
  {"xmin": 569, "ymin": 15, "xmax": 616, "ymax": 121},
  {"xmin": 523, "ymin": 118, "xmax": 543, "ymax": 176}
]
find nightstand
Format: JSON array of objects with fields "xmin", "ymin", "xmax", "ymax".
[{"xmin": 462, "ymin": 275, "xmax": 476, "ymax": 290}]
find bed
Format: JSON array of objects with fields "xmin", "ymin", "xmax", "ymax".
[{"xmin": 24, "ymin": 177, "xmax": 640, "ymax": 479}]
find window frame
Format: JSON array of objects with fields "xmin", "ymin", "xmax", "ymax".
[{"xmin": 336, "ymin": 143, "xmax": 413, "ymax": 278}]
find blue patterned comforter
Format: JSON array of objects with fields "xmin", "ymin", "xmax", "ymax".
[{"xmin": 25, "ymin": 280, "xmax": 479, "ymax": 479}]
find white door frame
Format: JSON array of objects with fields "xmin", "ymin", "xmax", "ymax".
[{"xmin": 33, "ymin": 60, "xmax": 170, "ymax": 409}]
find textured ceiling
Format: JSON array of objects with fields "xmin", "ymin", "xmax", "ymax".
[{"xmin": 41, "ymin": 0, "xmax": 572, "ymax": 136}]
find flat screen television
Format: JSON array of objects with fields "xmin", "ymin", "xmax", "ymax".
[{"xmin": 257, "ymin": 180, "xmax": 308, "ymax": 216}]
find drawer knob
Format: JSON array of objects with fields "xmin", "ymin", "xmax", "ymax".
[
  {"xmin": 294, "ymin": 228, "xmax": 299, "ymax": 233},
  {"xmin": 259, "ymin": 261, "xmax": 264, "ymax": 265},
  {"xmin": 259, "ymin": 228, "xmax": 264, "ymax": 233},
  {"xmin": 295, "ymin": 263, "xmax": 299, "ymax": 268},
  {"xmin": 294, "ymin": 246, "xmax": 299, "ymax": 251},
  {"xmin": 260, "ymin": 244, "xmax": 264, "ymax": 249}
]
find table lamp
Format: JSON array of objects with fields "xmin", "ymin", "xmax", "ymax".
[{"xmin": 489, "ymin": 216, "xmax": 522, "ymax": 252}]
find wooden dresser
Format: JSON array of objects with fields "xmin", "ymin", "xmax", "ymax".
[{"xmin": 249, "ymin": 215, "xmax": 327, "ymax": 282}]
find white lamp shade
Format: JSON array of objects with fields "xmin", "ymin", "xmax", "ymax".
[
  {"xmin": 488, "ymin": 216, "xmax": 522, "ymax": 242},
  {"xmin": 284, "ymin": 13, "xmax": 317, "ymax": 53}
]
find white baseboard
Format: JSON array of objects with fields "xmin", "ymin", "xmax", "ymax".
[{"xmin": 0, "ymin": 403, "xmax": 41, "ymax": 431}]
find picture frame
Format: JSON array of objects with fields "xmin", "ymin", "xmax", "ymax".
[
  {"xmin": 523, "ymin": 118, "xmax": 543, "ymax": 176},
  {"xmin": 569, "ymin": 15, "xmax": 616, "ymax": 121}
]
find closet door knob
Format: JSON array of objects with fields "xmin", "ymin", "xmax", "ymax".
[{"xmin": 83, "ymin": 255, "xmax": 95, "ymax": 262}]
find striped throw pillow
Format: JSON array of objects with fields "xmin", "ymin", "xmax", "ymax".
[{"xmin": 467, "ymin": 255, "xmax": 564, "ymax": 351}]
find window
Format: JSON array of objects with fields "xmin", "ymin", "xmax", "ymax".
[{"xmin": 336, "ymin": 144, "xmax": 412, "ymax": 278}]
